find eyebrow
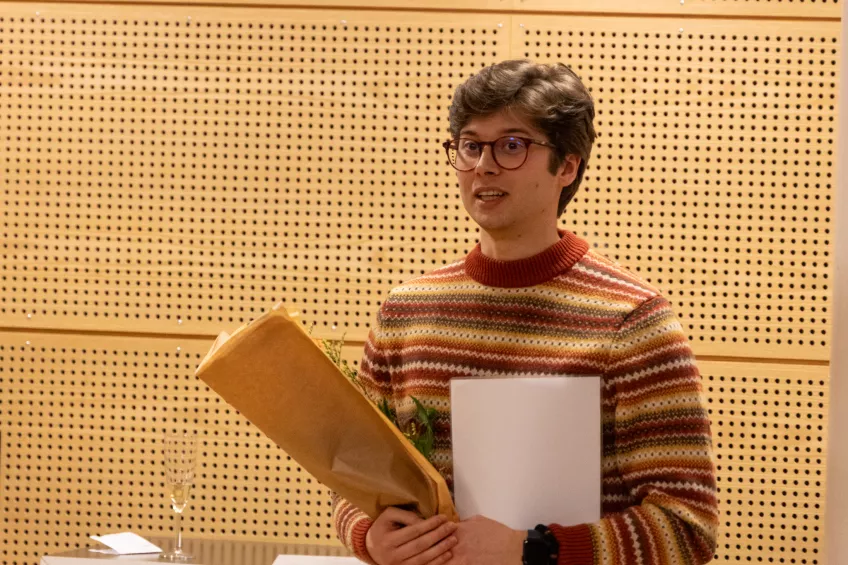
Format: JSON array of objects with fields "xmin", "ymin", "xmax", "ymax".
[{"xmin": 459, "ymin": 127, "xmax": 533, "ymax": 137}]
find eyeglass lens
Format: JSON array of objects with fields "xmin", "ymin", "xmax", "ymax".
[{"xmin": 447, "ymin": 137, "xmax": 529, "ymax": 171}]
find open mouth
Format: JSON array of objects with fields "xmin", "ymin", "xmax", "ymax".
[{"xmin": 476, "ymin": 190, "xmax": 507, "ymax": 202}]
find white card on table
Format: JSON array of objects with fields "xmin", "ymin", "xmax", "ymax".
[
  {"xmin": 450, "ymin": 375, "xmax": 601, "ymax": 531},
  {"xmin": 89, "ymin": 532, "xmax": 162, "ymax": 555}
]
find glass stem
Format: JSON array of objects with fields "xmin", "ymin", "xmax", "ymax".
[{"xmin": 174, "ymin": 511, "xmax": 183, "ymax": 553}]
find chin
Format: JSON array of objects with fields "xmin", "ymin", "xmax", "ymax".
[
  {"xmin": 463, "ymin": 204, "xmax": 518, "ymax": 235},
  {"xmin": 474, "ymin": 219, "xmax": 517, "ymax": 238}
]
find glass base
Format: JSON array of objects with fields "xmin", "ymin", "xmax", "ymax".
[{"xmin": 159, "ymin": 550, "xmax": 192, "ymax": 562}]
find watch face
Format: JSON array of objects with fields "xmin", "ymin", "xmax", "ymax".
[{"xmin": 524, "ymin": 537, "xmax": 549, "ymax": 565}]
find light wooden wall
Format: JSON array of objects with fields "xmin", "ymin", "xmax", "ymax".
[
  {"xmin": 0, "ymin": 1, "xmax": 841, "ymax": 564},
  {"xmin": 825, "ymin": 2, "xmax": 848, "ymax": 564}
]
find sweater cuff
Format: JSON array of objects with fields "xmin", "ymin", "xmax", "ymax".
[
  {"xmin": 550, "ymin": 523, "xmax": 595, "ymax": 565},
  {"xmin": 351, "ymin": 517, "xmax": 376, "ymax": 565}
]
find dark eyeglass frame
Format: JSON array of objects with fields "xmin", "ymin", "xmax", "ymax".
[{"xmin": 441, "ymin": 136, "xmax": 556, "ymax": 171}]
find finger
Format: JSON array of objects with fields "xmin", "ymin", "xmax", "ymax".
[
  {"xmin": 379, "ymin": 507, "xmax": 425, "ymax": 529},
  {"xmin": 395, "ymin": 520, "xmax": 457, "ymax": 561},
  {"xmin": 403, "ymin": 534, "xmax": 458, "ymax": 565},
  {"xmin": 390, "ymin": 514, "xmax": 449, "ymax": 547},
  {"xmin": 426, "ymin": 548, "xmax": 456, "ymax": 565},
  {"xmin": 433, "ymin": 553, "xmax": 456, "ymax": 565}
]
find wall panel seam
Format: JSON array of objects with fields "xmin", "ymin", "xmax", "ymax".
[{"xmin": 0, "ymin": 1, "xmax": 840, "ymax": 23}]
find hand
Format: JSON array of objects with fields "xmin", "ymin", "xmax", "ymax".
[
  {"xmin": 447, "ymin": 515, "xmax": 525, "ymax": 565},
  {"xmin": 365, "ymin": 507, "xmax": 459, "ymax": 565}
]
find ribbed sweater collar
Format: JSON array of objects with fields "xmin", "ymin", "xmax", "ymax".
[{"xmin": 464, "ymin": 229, "xmax": 589, "ymax": 288}]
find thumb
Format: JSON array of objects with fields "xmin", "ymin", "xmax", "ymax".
[{"xmin": 378, "ymin": 507, "xmax": 424, "ymax": 529}]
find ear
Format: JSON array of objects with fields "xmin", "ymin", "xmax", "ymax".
[{"xmin": 556, "ymin": 155, "xmax": 581, "ymax": 187}]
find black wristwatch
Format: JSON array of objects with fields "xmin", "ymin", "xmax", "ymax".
[{"xmin": 522, "ymin": 524, "xmax": 559, "ymax": 565}]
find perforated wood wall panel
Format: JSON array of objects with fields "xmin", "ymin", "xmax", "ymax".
[
  {"xmin": 0, "ymin": 4, "xmax": 509, "ymax": 343},
  {"xmin": 518, "ymin": 0, "xmax": 841, "ymax": 18},
  {"xmin": 0, "ymin": 333, "xmax": 830, "ymax": 564},
  {"xmin": 0, "ymin": 6, "xmax": 838, "ymax": 360},
  {"xmin": 704, "ymin": 360, "xmax": 828, "ymax": 564},
  {"xmin": 515, "ymin": 16, "xmax": 840, "ymax": 361},
  {"xmin": 0, "ymin": 2, "xmax": 840, "ymax": 565},
  {"xmin": 0, "ymin": 332, "xmax": 365, "ymax": 564}
]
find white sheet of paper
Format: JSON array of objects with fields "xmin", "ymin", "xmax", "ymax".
[
  {"xmin": 272, "ymin": 556, "xmax": 360, "ymax": 565},
  {"xmin": 451, "ymin": 376, "xmax": 601, "ymax": 531},
  {"xmin": 89, "ymin": 533, "xmax": 162, "ymax": 555}
]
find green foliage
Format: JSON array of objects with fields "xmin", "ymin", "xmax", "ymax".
[
  {"xmin": 319, "ymin": 332, "xmax": 364, "ymax": 396},
  {"xmin": 405, "ymin": 397, "xmax": 439, "ymax": 458},
  {"xmin": 315, "ymin": 328, "xmax": 437, "ymax": 461},
  {"xmin": 377, "ymin": 397, "xmax": 398, "ymax": 425}
]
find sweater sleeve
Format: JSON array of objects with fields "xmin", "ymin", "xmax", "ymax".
[
  {"xmin": 330, "ymin": 305, "xmax": 394, "ymax": 564},
  {"xmin": 550, "ymin": 295, "xmax": 720, "ymax": 565}
]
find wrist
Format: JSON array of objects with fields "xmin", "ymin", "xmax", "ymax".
[
  {"xmin": 513, "ymin": 528, "xmax": 528, "ymax": 559},
  {"xmin": 364, "ymin": 526, "xmax": 375, "ymax": 559},
  {"xmin": 361, "ymin": 522, "xmax": 379, "ymax": 565}
]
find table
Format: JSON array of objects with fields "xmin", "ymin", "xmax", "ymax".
[{"xmin": 40, "ymin": 537, "xmax": 354, "ymax": 565}]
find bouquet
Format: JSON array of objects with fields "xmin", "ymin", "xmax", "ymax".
[{"xmin": 194, "ymin": 303, "xmax": 458, "ymax": 521}]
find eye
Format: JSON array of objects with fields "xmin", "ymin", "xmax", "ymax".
[
  {"xmin": 460, "ymin": 140, "xmax": 480, "ymax": 153},
  {"xmin": 498, "ymin": 137, "xmax": 527, "ymax": 153}
]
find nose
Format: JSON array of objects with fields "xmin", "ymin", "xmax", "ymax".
[{"xmin": 474, "ymin": 144, "xmax": 500, "ymax": 175}]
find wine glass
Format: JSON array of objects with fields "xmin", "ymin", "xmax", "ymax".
[{"xmin": 160, "ymin": 431, "xmax": 197, "ymax": 562}]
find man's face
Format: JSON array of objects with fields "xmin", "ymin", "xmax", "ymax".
[{"xmin": 454, "ymin": 109, "xmax": 578, "ymax": 241}]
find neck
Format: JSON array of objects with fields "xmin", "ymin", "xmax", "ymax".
[{"xmin": 479, "ymin": 224, "xmax": 561, "ymax": 261}]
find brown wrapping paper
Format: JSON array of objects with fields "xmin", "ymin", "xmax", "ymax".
[{"xmin": 194, "ymin": 303, "xmax": 458, "ymax": 522}]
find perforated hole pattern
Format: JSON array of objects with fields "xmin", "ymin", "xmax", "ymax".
[
  {"xmin": 0, "ymin": 10, "xmax": 837, "ymax": 359},
  {"xmin": 0, "ymin": 4, "xmax": 838, "ymax": 565},
  {"xmin": 0, "ymin": 338, "xmax": 828, "ymax": 564}
]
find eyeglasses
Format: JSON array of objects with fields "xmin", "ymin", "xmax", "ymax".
[{"xmin": 442, "ymin": 136, "xmax": 555, "ymax": 172}]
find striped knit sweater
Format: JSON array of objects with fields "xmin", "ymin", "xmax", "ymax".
[{"xmin": 331, "ymin": 230, "xmax": 719, "ymax": 565}]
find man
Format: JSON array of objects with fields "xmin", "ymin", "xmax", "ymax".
[{"xmin": 332, "ymin": 59, "xmax": 719, "ymax": 565}]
